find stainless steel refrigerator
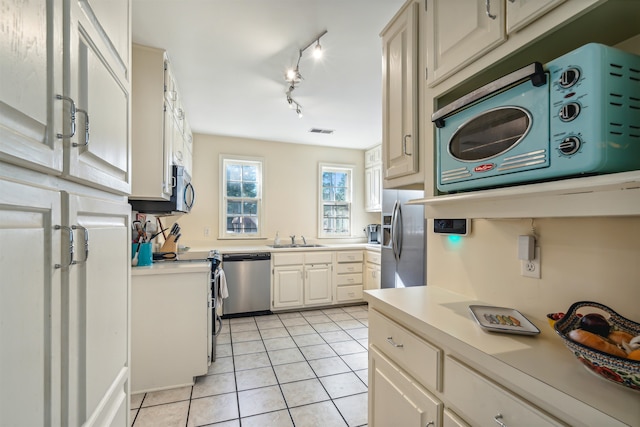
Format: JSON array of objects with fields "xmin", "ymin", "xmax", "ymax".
[{"xmin": 381, "ymin": 189, "xmax": 425, "ymax": 288}]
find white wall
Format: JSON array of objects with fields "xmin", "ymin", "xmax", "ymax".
[
  {"xmin": 175, "ymin": 134, "xmax": 380, "ymax": 248},
  {"xmin": 427, "ymin": 216, "xmax": 640, "ymax": 322}
]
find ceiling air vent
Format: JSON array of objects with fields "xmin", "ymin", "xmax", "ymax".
[{"xmin": 309, "ymin": 128, "xmax": 334, "ymax": 134}]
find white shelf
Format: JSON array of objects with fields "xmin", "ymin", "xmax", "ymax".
[{"xmin": 408, "ymin": 171, "xmax": 640, "ymax": 218}]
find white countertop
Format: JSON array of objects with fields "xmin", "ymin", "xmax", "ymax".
[
  {"xmin": 364, "ymin": 286, "xmax": 639, "ymax": 427},
  {"xmin": 131, "ymin": 260, "xmax": 211, "ymax": 276},
  {"xmin": 179, "ymin": 243, "xmax": 382, "ymax": 260}
]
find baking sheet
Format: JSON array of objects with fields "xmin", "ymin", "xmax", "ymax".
[{"xmin": 469, "ymin": 305, "xmax": 540, "ymax": 335}]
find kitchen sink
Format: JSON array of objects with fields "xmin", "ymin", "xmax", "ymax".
[{"xmin": 267, "ymin": 244, "xmax": 326, "ymax": 248}]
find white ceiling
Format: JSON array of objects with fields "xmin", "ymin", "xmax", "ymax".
[{"xmin": 131, "ymin": 0, "xmax": 405, "ymax": 150}]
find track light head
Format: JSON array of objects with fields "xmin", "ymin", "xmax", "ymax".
[{"xmin": 313, "ymin": 40, "xmax": 322, "ymax": 59}]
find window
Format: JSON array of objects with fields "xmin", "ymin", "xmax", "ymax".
[
  {"xmin": 220, "ymin": 156, "xmax": 263, "ymax": 238},
  {"xmin": 319, "ymin": 164, "xmax": 353, "ymax": 237}
]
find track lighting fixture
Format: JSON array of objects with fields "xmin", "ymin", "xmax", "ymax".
[{"xmin": 284, "ymin": 30, "xmax": 327, "ymax": 118}]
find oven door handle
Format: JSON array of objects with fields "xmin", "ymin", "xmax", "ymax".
[{"xmin": 432, "ymin": 62, "xmax": 546, "ymax": 128}]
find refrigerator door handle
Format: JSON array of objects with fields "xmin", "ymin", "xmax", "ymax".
[
  {"xmin": 396, "ymin": 203, "xmax": 403, "ymax": 260},
  {"xmin": 391, "ymin": 201, "xmax": 401, "ymax": 262}
]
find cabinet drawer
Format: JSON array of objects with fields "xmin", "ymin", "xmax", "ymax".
[
  {"xmin": 336, "ymin": 263, "xmax": 363, "ymax": 274},
  {"xmin": 336, "ymin": 285, "xmax": 363, "ymax": 301},
  {"xmin": 366, "ymin": 251, "xmax": 381, "ymax": 265},
  {"xmin": 336, "ymin": 251, "xmax": 363, "ymax": 263},
  {"xmin": 445, "ymin": 357, "xmax": 565, "ymax": 427},
  {"xmin": 336, "ymin": 273, "xmax": 362, "ymax": 286},
  {"xmin": 369, "ymin": 309, "xmax": 441, "ymax": 392},
  {"xmin": 304, "ymin": 252, "xmax": 332, "ymax": 264},
  {"xmin": 272, "ymin": 253, "xmax": 304, "ymax": 266}
]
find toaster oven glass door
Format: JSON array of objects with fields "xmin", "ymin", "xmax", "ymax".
[{"xmin": 437, "ymin": 79, "xmax": 550, "ymax": 192}]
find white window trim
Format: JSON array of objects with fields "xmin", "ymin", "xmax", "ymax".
[
  {"xmin": 318, "ymin": 163, "xmax": 354, "ymax": 238},
  {"xmin": 219, "ymin": 154, "xmax": 265, "ymax": 239}
]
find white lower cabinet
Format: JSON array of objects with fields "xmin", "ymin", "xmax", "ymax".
[
  {"xmin": 0, "ymin": 178, "xmax": 130, "ymax": 427},
  {"xmin": 364, "ymin": 250, "xmax": 381, "ymax": 290},
  {"xmin": 0, "ymin": 179, "xmax": 62, "ymax": 427},
  {"xmin": 445, "ymin": 357, "xmax": 565, "ymax": 427},
  {"xmin": 369, "ymin": 346, "xmax": 442, "ymax": 427},
  {"xmin": 131, "ymin": 263, "xmax": 211, "ymax": 393},
  {"xmin": 304, "ymin": 264, "xmax": 332, "ymax": 305},
  {"xmin": 272, "ymin": 252, "xmax": 332, "ymax": 310},
  {"xmin": 64, "ymin": 193, "xmax": 130, "ymax": 427},
  {"xmin": 368, "ymin": 308, "xmax": 565, "ymax": 427},
  {"xmin": 335, "ymin": 251, "xmax": 364, "ymax": 303}
]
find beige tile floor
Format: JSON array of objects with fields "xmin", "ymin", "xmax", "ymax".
[{"xmin": 130, "ymin": 304, "xmax": 369, "ymax": 427}]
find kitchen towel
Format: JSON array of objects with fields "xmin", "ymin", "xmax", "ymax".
[{"xmin": 217, "ymin": 268, "xmax": 229, "ymax": 309}]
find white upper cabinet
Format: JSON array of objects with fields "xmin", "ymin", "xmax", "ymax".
[
  {"xmin": 131, "ymin": 44, "xmax": 193, "ymax": 201},
  {"xmin": 364, "ymin": 145, "xmax": 382, "ymax": 212},
  {"xmin": 506, "ymin": 0, "xmax": 566, "ymax": 34},
  {"xmin": 381, "ymin": 2, "xmax": 419, "ymax": 181},
  {"xmin": 426, "ymin": 0, "xmax": 506, "ymax": 87},
  {"xmin": 65, "ymin": 0, "xmax": 131, "ymax": 194},
  {"xmin": 0, "ymin": 0, "xmax": 63, "ymax": 175}
]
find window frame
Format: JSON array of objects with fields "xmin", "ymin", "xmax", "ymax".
[
  {"xmin": 219, "ymin": 155, "xmax": 265, "ymax": 239},
  {"xmin": 318, "ymin": 163, "xmax": 354, "ymax": 238}
]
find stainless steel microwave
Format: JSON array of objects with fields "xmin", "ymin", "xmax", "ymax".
[
  {"xmin": 129, "ymin": 165, "xmax": 195, "ymax": 214},
  {"xmin": 432, "ymin": 43, "xmax": 640, "ymax": 193}
]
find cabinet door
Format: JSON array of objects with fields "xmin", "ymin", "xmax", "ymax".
[
  {"xmin": 273, "ymin": 266, "xmax": 304, "ymax": 308},
  {"xmin": 365, "ymin": 264, "xmax": 381, "ymax": 290},
  {"xmin": 506, "ymin": 0, "xmax": 566, "ymax": 34},
  {"xmin": 365, "ymin": 166, "xmax": 382, "ymax": 212},
  {"xmin": 304, "ymin": 264, "xmax": 332, "ymax": 305},
  {"xmin": 0, "ymin": 0, "xmax": 63, "ymax": 174},
  {"xmin": 427, "ymin": 0, "xmax": 506, "ymax": 86},
  {"xmin": 369, "ymin": 346, "xmax": 442, "ymax": 427},
  {"xmin": 66, "ymin": 0, "xmax": 131, "ymax": 194},
  {"xmin": 381, "ymin": 2, "xmax": 419, "ymax": 180},
  {"xmin": 0, "ymin": 178, "xmax": 62, "ymax": 427},
  {"xmin": 64, "ymin": 193, "xmax": 130, "ymax": 427}
]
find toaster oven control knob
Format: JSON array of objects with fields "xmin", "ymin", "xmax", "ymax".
[
  {"xmin": 559, "ymin": 102, "xmax": 580, "ymax": 122},
  {"xmin": 559, "ymin": 136, "xmax": 581, "ymax": 155},
  {"xmin": 559, "ymin": 68, "xmax": 581, "ymax": 88}
]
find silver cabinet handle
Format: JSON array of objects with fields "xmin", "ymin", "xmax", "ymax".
[
  {"xmin": 73, "ymin": 109, "xmax": 90, "ymax": 147},
  {"xmin": 54, "ymin": 225, "xmax": 75, "ymax": 268},
  {"xmin": 402, "ymin": 134, "xmax": 412, "ymax": 156},
  {"xmin": 56, "ymin": 95, "xmax": 76, "ymax": 139},
  {"xmin": 72, "ymin": 225, "xmax": 89, "ymax": 262},
  {"xmin": 386, "ymin": 337, "xmax": 403, "ymax": 348},
  {"xmin": 494, "ymin": 414, "xmax": 507, "ymax": 427},
  {"xmin": 426, "ymin": 422, "xmax": 435, "ymax": 427},
  {"xmin": 486, "ymin": 0, "xmax": 497, "ymax": 19}
]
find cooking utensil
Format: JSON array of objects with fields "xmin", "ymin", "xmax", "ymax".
[
  {"xmin": 132, "ymin": 241, "xmax": 141, "ymax": 266},
  {"xmin": 149, "ymin": 227, "xmax": 169, "ymax": 241}
]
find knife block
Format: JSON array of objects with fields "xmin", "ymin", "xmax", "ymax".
[{"xmin": 159, "ymin": 235, "xmax": 178, "ymax": 253}]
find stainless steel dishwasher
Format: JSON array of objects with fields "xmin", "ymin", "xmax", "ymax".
[{"xmin": 221, "ymin": 252, "xmax": 272, "ymax": 317}]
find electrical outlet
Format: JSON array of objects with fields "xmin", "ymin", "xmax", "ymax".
[
  {"xmin": 521, "ymin": 247, "xmax": 541, "ymax": 279},
  {"xmin": 204, "ymin": 226, "xmax": 210, "ymax": 237}
]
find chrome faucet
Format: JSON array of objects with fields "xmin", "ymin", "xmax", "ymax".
[
  {"xmin": 301, "ymin": 235, "xmax": 307, "ymax": 245},
  {"xmin": 290, "ymin": 235, "xmax": 296, "ymax": 245}
]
